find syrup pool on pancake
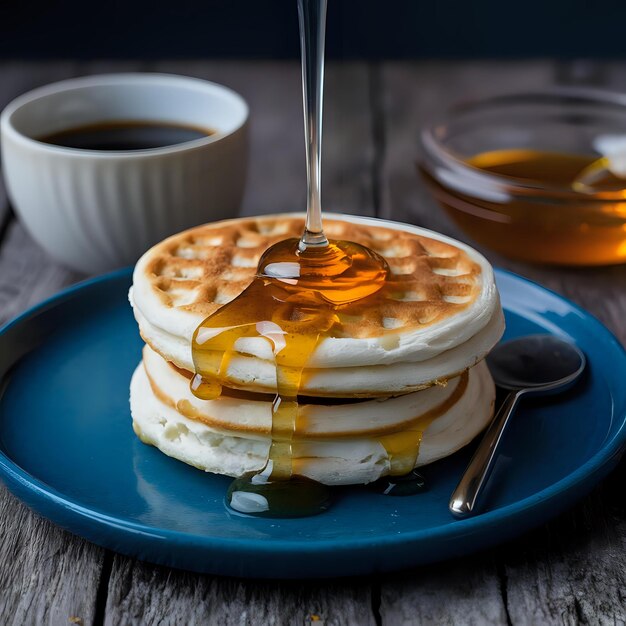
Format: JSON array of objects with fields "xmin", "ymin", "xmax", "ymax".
[
  {"xmin": 191, "ymin": 237, "xmax": 389, "ymax": 517},
  {"xmin": 189, "ymin": 0, "xmax": 425, "ymax": 517}
]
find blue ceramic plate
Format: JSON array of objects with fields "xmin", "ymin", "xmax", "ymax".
[{"xmin": 0, "ymin": 269, "xmax": 624, "ymax": 579}]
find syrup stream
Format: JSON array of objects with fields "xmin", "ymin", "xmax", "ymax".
[
  {"xmin": 190, "ymin": 0, "xmax": 423, "ymax": 518},
  {"xmin": 298, "ymin": 0, "xmax": 328, "ymax": 249}
]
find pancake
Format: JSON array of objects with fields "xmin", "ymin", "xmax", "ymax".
[
  {"xmin": 142, "ymin": 343, "xmax": 475, "ymax": 437},
  {"xmin": 131, "ymin": 213, "xmax": 504, "ymax": 396},
  {"xmin": 130, "ymin": 357, "xmax": 495, "ymax": 485}
]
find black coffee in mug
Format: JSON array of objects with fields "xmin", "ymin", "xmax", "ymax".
[{"xmin": 38, "ymin": 120, "xmax": 215, "ymax": 151}]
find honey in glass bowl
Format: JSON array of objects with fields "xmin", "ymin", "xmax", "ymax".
[{"xmin": 419, "ymin": 89, "xmax": 626, "ymax": 266}]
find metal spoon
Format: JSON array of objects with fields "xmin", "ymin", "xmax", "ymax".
[{"xmin": 449, "ymin": 334, "xmax": 586, "ymax": 518}]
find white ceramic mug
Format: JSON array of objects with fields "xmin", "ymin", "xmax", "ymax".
[{"xmin": 0, "ymin": 73, "xmax": 249, "ymax": 274}]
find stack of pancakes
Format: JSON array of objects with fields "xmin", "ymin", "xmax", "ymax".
[{"xmin": 129, "ymin": 214, "xmax": 505, "ymax": 485}]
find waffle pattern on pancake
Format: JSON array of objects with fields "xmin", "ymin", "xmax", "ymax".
[
  {"xmin": 138, "ymin": 215, "xmax": 482, "ymax": 338},
  {"xmin": 131, "ymin": 214, "xmax": 504, "ymax": 397}
]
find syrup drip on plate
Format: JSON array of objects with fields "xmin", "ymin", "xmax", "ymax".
[
  {"xmin": 191, "ymin": 238, "xmax": 389, "ymax": 517},
  {"xmin": 369, "ymin": 470, "xmax": 428, "ymax": 496}
]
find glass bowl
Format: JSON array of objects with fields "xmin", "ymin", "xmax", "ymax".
[{"xmin": 419, "ymin": 88, "xmax": 626, "ymax": 265}]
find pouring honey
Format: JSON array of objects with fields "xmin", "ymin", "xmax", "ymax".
[{"xmin": 190, "ymin": 0, "xmax": 399, "ymax": 517}]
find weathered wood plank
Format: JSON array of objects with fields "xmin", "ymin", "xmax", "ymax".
[
  {"xmin": 322, "ymin": 62, "xmax": 377, "ymax": 216},
  {"xmin": 376, "ymin": 61, "xmax": 555, "ymax": 626},
  {"xmin": 498, "ymin": 61, "xmax": 626, "ymax": 626},
  {"xmin": 1, "ymin": 58, "xmax": 625, "ymax": 626},
  {"xmin": 494, "ymin": 261, "xmax": 626, "ymax": 346},
  {"xmin": 0, "ymin": 222, "xmax": 102, "ymax": 624},
  {"xmin": 0, "ymin": 220, "xmax": 82, "ymax": 324},
  {"xmin": 0, "ymin": 60, "xmax": 81, "ymax": 110},
  {"xmin": 149, "ymin": 60, "xmax": 376, "ymax": 217},
  {"xmin": 379, "ymin": 556, "xmax": 508, "ymax": 625},
  {"xmin": 0, "ymin": 494, "xmax": 104, "ymax": 626},
  {"xmin": 0, "ymin": 60, "xmax": 115, "ymax": 626},
  {"xmin": 378, "ymin": 59, "xmax": 626, "ymax": 626},
  {"xmin": 502, "ymin": 473, "xmax": 626, "ymax": 625},
  {"xmin": 104, "ymin": 556, "xmax": 376, "ymax": 626},
  {"xmin": 377, "ymin": 60, "xmax": 557, "ymax": 229}
]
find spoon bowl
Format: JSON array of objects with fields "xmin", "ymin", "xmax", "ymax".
[
  {"xmin": 487, "ymin": 334, "xmax": 586, "ymax": 394},
  {"xmin": 450, "ymin": 334, "xmax": 586, "ymax": 517}
]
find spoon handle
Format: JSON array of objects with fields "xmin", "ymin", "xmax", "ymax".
[{"xmin": 449, "ymin": 390, "xmax": 522, "ymax": 517}]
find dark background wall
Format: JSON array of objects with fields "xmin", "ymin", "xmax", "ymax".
[{"xmin": 1, "ymin": 0, "xmax": 625, "ymax": 60}]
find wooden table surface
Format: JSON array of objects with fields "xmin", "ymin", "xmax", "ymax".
[{"xmin": 0, "ymin": 60, "xmax": 625, "ymax": 626}]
